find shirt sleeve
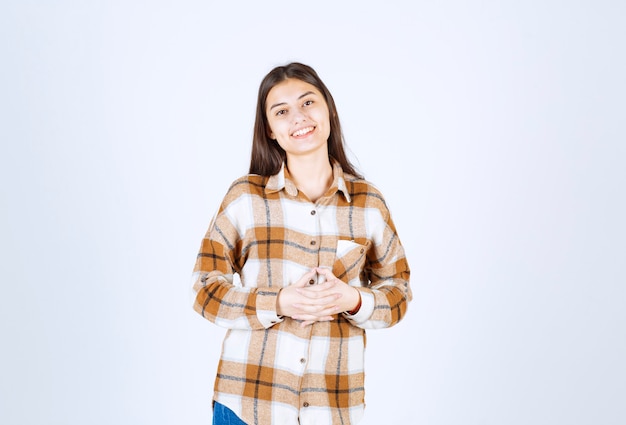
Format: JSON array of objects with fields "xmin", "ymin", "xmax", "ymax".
[
  {"xmin": 191, "ymin": 193, "xmax": 284, "ymax": 330},
  {"xmin": 343, "ymin": 196, "xmax": 412, "ymax": 329}
]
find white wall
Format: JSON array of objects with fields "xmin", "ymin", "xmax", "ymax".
[{"xmin": 1, "ymin": 1, "xmax": 624, "ymax": 424}]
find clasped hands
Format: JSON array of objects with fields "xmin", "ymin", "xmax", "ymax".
[{"xmin": 276, "ymin": 267, "xmax": 361, "ymax": 327}]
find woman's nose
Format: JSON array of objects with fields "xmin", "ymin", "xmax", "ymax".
[{"xmin": 292, "ymin": 110, "xmax": 307, "ymax": 123}]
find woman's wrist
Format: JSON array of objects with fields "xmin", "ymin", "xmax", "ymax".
[{"xmin": 346, "ymin": 288, "xmax": 362, "ymax": 315}]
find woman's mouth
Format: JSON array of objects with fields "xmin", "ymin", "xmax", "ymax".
[{"xmin": 292, "ymin": 126, "xmax": 315, "ymax": 137}]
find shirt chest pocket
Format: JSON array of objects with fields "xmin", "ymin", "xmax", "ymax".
[{"xmin": 332, "ymin": 239, "xmax": 371, "ymax": 287}]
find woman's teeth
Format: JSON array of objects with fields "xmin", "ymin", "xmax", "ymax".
[{"xmin": 292, "ymin": 126, "xmax": 314, "ymax": 137}]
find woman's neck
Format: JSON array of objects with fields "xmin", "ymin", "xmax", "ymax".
[{"xmin": 286, "ymin": 155, "xmax": 333, "ymax": 203}]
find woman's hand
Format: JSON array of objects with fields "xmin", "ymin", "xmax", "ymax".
[
  {"xmin": 276, "ymin": 269, "xmax": 338, "ymax": 325},
  {"xmin": 276, "ymin": 268, "xmax": 361, "ymax": 327},
  {"xmin": 315, "ymin": 267, "xmax": 361, "ymax": 315}
]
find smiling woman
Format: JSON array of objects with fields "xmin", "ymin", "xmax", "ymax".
[{"xmin": 191, "ymin": 62, "xmax": 412, "ymax": 425}]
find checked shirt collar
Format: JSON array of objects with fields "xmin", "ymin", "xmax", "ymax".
[{"xmin": 264, "ymin": 159, "xmax": 352, "ymax": 203}]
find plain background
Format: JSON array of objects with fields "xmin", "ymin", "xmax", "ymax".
[{"xmin": 1, "ymin": 1, "xmax": 624, "ymax": 424}]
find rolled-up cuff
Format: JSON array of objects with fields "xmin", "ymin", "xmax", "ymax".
[
  {"xmin": 343, "ymin": 289, "xmax": 374, "ymax": 323},
  {"xmin": 255, "ymin": 287, "xmax": 284, "ymax": 328}
]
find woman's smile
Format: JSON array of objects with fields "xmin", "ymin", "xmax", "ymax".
[{"xmin": 292, "ymin": 125, "xmax": 316, "ymax": 138}]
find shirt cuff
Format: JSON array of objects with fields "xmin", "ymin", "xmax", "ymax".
[
  {"xmin": 255, "ymin": 287, "xmax": 284, "ymax": 328},
  {"xmin": 343, "ymin": 289, "xmax": 374, "ymax": 323}
]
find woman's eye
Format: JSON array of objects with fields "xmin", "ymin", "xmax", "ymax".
[
  {"xmin": 303, "ymin": 100, "xmax": 313, "ymax": 107},
  {"xmin": 276, "ymin": 109, "xmax": 287, "ymax": 116}
]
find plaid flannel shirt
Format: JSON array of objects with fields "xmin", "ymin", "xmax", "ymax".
[{"xmin": 192, "ymin": 161, "xmax": 411, "ymax": 425}]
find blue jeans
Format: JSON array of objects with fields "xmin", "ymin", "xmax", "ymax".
[{"xmin": 213, "ymin": 402, "xmax": 247, "ymax": 425}]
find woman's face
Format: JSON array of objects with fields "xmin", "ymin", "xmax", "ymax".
[{"xmin": 265, "ymin": 78, "xmax": 331, "ymax": 161}]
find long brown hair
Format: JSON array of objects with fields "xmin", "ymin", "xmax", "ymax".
[{"xmin": 249, "ymin": 62, "xmax": 362, "ymax": 178}]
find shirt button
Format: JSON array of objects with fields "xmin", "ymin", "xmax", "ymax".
[
  {"xmin": 308, "ymin": 279, "xmax": 315, "ymax": 285},
  {"xmin": 303, "ymin": 402, "xmax": 310, "ymax": 408},
  {"xmin": 300, "ymin": 358, "xmax": 306, "ymax": 364},
  {"xmin": 310, "ymin": 210, "xmax": 316, "ymax": 215},
  {"xmin": 310, "ymin": 240, "xmax": 316, "ymax": 246}
]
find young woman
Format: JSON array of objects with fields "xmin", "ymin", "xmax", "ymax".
[{"xmin": 192, "ymin": 62, "xmax": 412, "ymax": 425}]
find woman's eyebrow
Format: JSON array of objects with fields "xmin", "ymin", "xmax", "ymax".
[
  {"xmin": 269, "ymin": 91, "xmax": 316, "ymax": 111},
  {"xmin": 298, "ymin": 91, "xmax": 315, "ymax": 99}
]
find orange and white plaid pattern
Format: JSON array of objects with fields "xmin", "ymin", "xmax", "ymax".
[{"xmin": 192, "ymin": 161, "xmax": 411, "ymax": 425}]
